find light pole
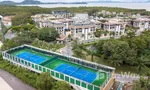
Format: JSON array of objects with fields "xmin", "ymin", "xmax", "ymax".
[{"xmin": 0, "ymin": 15, "xmax": 5, "ymax": 43}]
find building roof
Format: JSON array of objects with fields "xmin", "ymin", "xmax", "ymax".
[
  {"xmin": 132, "ymin": 18, "xmax": 150, "ymax": 22},
  {"xmin": 72, "ymin": 20, "xmax": 95, "ymax": 26},
  {"xmin": 52, "ymin": 10, "xmax": 70, "ymax": 15},
  {"xmin": 5, "ymin": 30, "xmax": 16, "ymax": 39},
  {"xmin": 56, "ymin": 34, "xmax": 66, "ymax": 41},
  {"xmin": 103, "ymin": 18, "xmax": 125, "ymax": 25},
  {"xmin": 91, "ymin": 19, "xmax": 101, "ymax": 24},
  {"xmin": 59, "ymin": 19, "xmax": 73, "ymax": 22}
]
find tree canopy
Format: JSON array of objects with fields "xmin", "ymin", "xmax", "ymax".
[
  {"xmin": 36, "ymin": 72, "xmax": 53, "ymax": 90},
  {"xmin": 52, "ymin": 81, "xmax": 72, "ymax": 90}
]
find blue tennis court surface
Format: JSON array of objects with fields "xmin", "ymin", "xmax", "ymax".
[
  {"xmin": 16, "ymin": 52, "xmax": 48, "ymax": 64},
  {"xmin": 54, "ymin": 63, "xmax": 97, "ymax": 83}
]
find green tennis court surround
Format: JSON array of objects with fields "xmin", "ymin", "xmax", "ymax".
[{"xmin": 2, "ymin": 45, "xmax": 115, "ymax": 90}]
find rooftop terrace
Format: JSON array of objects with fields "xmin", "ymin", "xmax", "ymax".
[{"xmin": 2, "ymin": 45, "xmax": 115, "ymax": 90}]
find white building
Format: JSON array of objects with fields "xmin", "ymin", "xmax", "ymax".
[
  {"xmin": 101, "ymin": 19, "xmax": 126, "ymax": 37},
  {"xmin": 51, "ymin": 10, "xmax": 72, "ymax": 18},
  {"xmin": 74, "ymin": 13, "xmax": 89, "ymax": 21},
  {"xmin": 0, "ymin": 16, "xmax": 12, "ymax": 28},
  {"xmin": 69, "ymin": 13, "xmax": 96, "ymax": 41},
  {"xmin": 132, "ymin": 18, "xmax": 150, "ymax": 31},
  {"xmin": 70, "ymin": 21, "xmax": 96, "ymax": 41},
  {"xmin": 39, "ymin": 20, "xmax": 65, "ymax": 35},
  {"xmin": 31, "ymin": 14, "xmax": 59, "ymax": 23}
]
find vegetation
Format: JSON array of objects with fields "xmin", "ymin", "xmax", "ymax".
[
  {"xmin": 94, "ymin": 29, "xmax": 109, "ymax": 37},
  {"xmin": 72, "ymin": 39, "xmax": 86, "ymax": 59},
  {"xmin": 0, "ymin": 55, "xmax": 38, "ymax": 88},
  {"xmin": 36, "ymin": 72, "xmax": 53, "ymax": 90},
  {"xmin": 11, "ymin": 23, "xmax": 37, "ymax": 33},
  {"xmin": 35, "ymin": 28, "xmax": 59, "ymax": 42},
  {"xmin": 0, "ymin": 56, "xmax": 72, "ymax": 90},
  {"xmin": 95, "ymin": 31, "xmax": 150, "ymax": 69},
  {"xmin": 32, "ymin": 39, "xmax": 65, "ymax": 52},
  {"xmin": 1, "ymin": 5, "xmax": 150, "ymax": 90},
  {"xmin": 0, "ymin": 5, "xmax": 150, "ymax": 26},
  {"xmin": 52, "ymin": 81, "xmax": 72, "ymax": 90},
  {"xmin": 133, "ymin": 73, "xmax": 150, "ymax": 90},
  {"xmin": 73, "ymin": 31, "xmax": 150, "ymax": 74},
  {"xmin": 1, "ymin": 25, "xmax": 61, "ymax": 51}
]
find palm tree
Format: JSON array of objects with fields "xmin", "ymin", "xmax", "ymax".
[
  {"xmin": 86, "ymin": 50, "xmax": 96, "ymax": 62},
  {"xmin": 71, "ymin": 38, "xmax": 80, "ymax": 50},
  {"xmin": 83, "ymin": 45, "xmax": 97, "ymax": 62},
  {"xmin": 73, "ymin": 48, "xmax": 85, "ymax": 59},
  {"xmin": 136, "ymin": 56, "xmax": 149, "ymax": 74},
  {"xmin": 68, "ymin": 34, "xmax": 71, "ymax": 41},
  {"xmin": 109, "ymin": 59, "xmax": 122, "ymax": 67},
  {"xmin": 134, "ymin": 77, "xmax": 148, "ymax": 90}
]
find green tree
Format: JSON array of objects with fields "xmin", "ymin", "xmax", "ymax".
[
  {"xmin": 1, "ymin": 39, "xmax": 19, "ymax": 51},
  {"xmin": 52, "ymin": 81, "xmax": 72, "ymax": 90},
  {"xmin": 134, "ymin": 77, "xmax": 149, "ymax": 90},
  {"xmin": 94, "ymin": 29, "xmax": 104, "ymax": 37},
  {"xmin": 68, "ymin": 34, "xmax": 71, "ymax": 41},
  {"xmin": 73, "ymin": 48, "xmax": 86, "ymax": 59},
  {"xmin": 36, "ymin": 72, "xmax": 53, "ymax": 90},
  {"xmin": 102, "ymin": 39, "xmax": 130, "ymax": 61},
  {"xmin": 38, "ymin": 28, "xmax": 59, "ymax": 42},
  {"xmin": 88, "ymin": 9, "xmax": 98, "ymax": 16},
  {"xmin": 83, "ymin": 46, "xmax": 97, "ymax": 62},
  {"xmin": 71, "ymin": 38, "xmax": 80, "ymax": 50},
  {"xmin": 136, "ymin": 56, "xmax": 149, "ymax": 74},
  {"xmin": 126, "ymin": 31, "xmax": 136, "ymax": 39},
  {"xmin": 108, "ymin": 59, "xmax": 122, "ymax": 67}
]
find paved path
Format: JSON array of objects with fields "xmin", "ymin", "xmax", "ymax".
[
  {"xmin": 5, "ymin": 30, "xmax": 16, "ymax": 39},
  {"xmin": 60, "ymin": 41, "xmax": 72, "ymax": 56},
  {"xmin": 0, "ymin": 69, "xmax": 36, "ymax": 90},
  {"xmin": 0, "ymin": 77, "xmax": 13, "ymax": 90}
]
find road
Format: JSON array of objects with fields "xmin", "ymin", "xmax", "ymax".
[
  {"xmin": 0, "ymin": 69, "xmax": 35, "ymax": 90},
  {"xmin": 60, "ymin": 41, "xmax": 72, "ymax": 56},
  {"xmin": 5, "ymin": 30, "xmax": 16, "ymax": 39}
]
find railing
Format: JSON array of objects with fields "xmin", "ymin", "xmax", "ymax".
[
  {"xmin": 117, "ymin": 82, "xmax": 123, "ymax": 90},
  {"xmin": 2, "ymin": 52, "xmax": 101, "ymax": 90},
  {"xmin": 2, "ymin": 44, "xmax": 115, "ymax": 90}
]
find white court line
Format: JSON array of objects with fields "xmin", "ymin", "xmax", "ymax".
[
  {"xmin": 69, "ymin": 66, "xmax": 81, "ymax": 75},
  {"xmin": 81, "ymin": 72, "xmax": 90, "ymax": 80},
  {"xmin": 53, "ymin": 63, "xmax": 65, "ymax": 70},
  {"xmin": 91, "ymin": 72, "xmax": 99, "ymax": 84}
]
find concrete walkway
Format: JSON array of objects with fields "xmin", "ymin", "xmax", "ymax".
[
  {"xmin": 0, "ymin": 77, "xmax": 13, "ymax": 90},
  {"xmin": 0, "ymin": 69, "xmax": 35, "ymax": 90},
  {"xmin": 5, "ymin": 30, "xmax": 16, "ymax": 39},
  {"xmin": 60, "ymin": 41, "xmax": 72, "ymax": 56}
]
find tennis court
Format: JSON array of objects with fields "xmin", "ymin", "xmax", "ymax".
[
  {"xmin": 11, "ymin": 48, "xmax": 107, "ymax": 86},
  {"xmin": 43, "ymin": 57, "xmax": 107, "ymax": 86},
  {"xmin": 54, "ymin": 63, "xmax": 97, "ymax": 83},
  {"xmin": 13, "ymin": 49, "xmax": 52, "ymax": 64}
]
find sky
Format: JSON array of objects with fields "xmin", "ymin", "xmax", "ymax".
[{"xmin": 0, "ymin": 0, "xmax": 148, "ymax": 2}]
